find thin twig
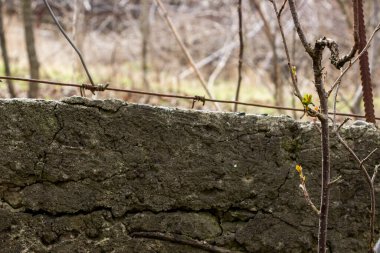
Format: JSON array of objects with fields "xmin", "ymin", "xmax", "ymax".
[
  {"xmin": 234, "ymin": 0, "xmax": 244, "ymax": 112},
  {"xmin": 286, "ymin": 2, "xmax": 378, "ymax": 250},
  {"xmin": 328, "ymin": 175, "xmax": 343, "ymax": 187},
  {"xmin": 153, "ymin": 0, "xmax": 220, "ymax": 111},
  {"xmin": 327, "ymin": 22, "xmax": 380, "ymax": 97},
  {"xmin": 278, "ymin": 0, "xmax": 288, "ymax": 17},
  {"xmin": 313, "ymin": 122, "xmax": 322, "ymax": 134},
  {"xmin": 42, "ymin": 0, "xmax": 95, "ymax": 87},
  {"xmin": 333, "ymin": 69, "xmax": 344, "ymax": 130},
  {"xmin": 337, "ymin": 118, "xmax": 351, "ymax": 132},
  {"xmin": 255, "ymin": 0, "xmax": 283, "ymax": 110},
  {"xmin": 131, "ymin": 232, "xmax": 241, "ymax": 253},
  {"xmin": 179, "ymin": 23, "xmax": 264, "ymax": 79},
  {"xmin": 268, "ymin": 0, "xmax": 302, "ymax": 101},
  {"xmin": 299, "ymin": 182, "xmax": 320, "ymax": 215},
  {"xmin": 288, "ymin": 1, "xmax": 333, "ymax": 252},
  {"xmin": 336, "ymin": 129, "xmax": 377, "ymax": 249},
  {"xmin": 360, "ymin": 148, "xmax": 378, "ymax": 168},
  {"xmin": 207, "ymin": 40, "xmax": 234, "ymax": 89},
  {"xmin": 372, "ymin": 165, "xmax": 379, "ymax": 184},
  {"xmin": 287, "ymin": 0, "xmax": 314, "ymax": 56}
]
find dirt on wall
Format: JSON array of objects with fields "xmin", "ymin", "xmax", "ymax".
[{"xmin": 0, "ymin": 97, "xmax": 379, "ymax": 253}]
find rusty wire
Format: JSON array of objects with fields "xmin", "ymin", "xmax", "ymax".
[
  {"xmin": 0, "ymin": 75, "xmax": 379, "ymax": 121},
  {"xmin": 355, "ymin": 0, "xmax": 376, "ymax": 124}
]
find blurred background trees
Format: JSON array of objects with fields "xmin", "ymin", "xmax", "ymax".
[
  {"xmin": 0, "ymin": 0, "xmax": 378, "ymax": 117},
  {"xmin": 22, "ymin": 0, "xmax": 40, "ymax": 98}
]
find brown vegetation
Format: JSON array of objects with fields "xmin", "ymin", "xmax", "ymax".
[{"xmin": 0, "ymin": 0, "xmax": 378, "ymax": 116}]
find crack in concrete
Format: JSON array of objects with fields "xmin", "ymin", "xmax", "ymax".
[
  {"xmin": 0, "ymin": 98, "xmax": 378, "ymax": 253},
  {"xmin": 61, "ymin": 98, "xmax": 128, "ymax": 114},
  {"xmin": 22, "ymin": 205, "xmax": 113, "ymax": 217}
]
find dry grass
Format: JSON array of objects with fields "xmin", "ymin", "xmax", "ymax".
[{"xmin": 0, "ymin": 0, "xmax": 378, "ymax": 119}]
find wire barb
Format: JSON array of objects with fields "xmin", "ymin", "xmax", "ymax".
[
  {"xmin": 0, "ymin": 75, "xmax": 379, "ymax": 121},
  {"xmin": 80, "ymin": 83, "xmax": 109, "ymax": 97},
  {"xmin": 192, "ymin": 95, "xmax": 206, "ymax": 108}
]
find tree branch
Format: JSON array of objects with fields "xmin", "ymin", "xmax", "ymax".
[
  {"xmin": 154, "ymin": 0, "xmax": 221, "ymax": 111},
  {"xmin": 327, "ymin": 22, "xmax": 380, "ymax": 97},
  {"xmin": 287, "ymin": 0, "xmax": 314, "ymax": 57},
  {"xmin": 268, "ymin": 0, "xmax": 302, "ymax": 102},
  {"xmin": 299, "ymin": 182, "xmax": 320, "ymax": 215},
  {"xmin": 234, "ymin": 0, "xmax": 244, "ymax": 112},
  {"xmin": 336, "ymin": 128, "xmax": 377, "ymax": 249},
  {"xmin": 43, "ymin": 0, "xmax": 94, "ymax": 88}
]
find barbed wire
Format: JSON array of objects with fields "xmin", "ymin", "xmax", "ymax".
[{"xmin": 0, "ymin": 75, "xmax": 379, "ymax": 121}]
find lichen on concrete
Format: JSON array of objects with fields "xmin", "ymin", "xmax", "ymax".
[{"xmin": 0, "ymin": 97, "xmax": 379, "ymax": 252}]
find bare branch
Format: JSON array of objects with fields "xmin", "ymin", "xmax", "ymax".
[
  {"xmin": 372, "ymin": 165, "xmax": 379, "ymax": 184},
  {"xmin": 278, "ymin": 0, "xmax": 288, "ymax": 17},
  {"xmin": 179, "ymin": 23, "xmax": 264, "ymax": 80},
  {"xmin": 207, "ymin": 43, "xmax": 233, "ymax": 89},
  {"xmin": 313, "ymin": 37, "xmax": 356, "ymax": 70},
  {"xmin": 255, "ymin": 0, "xmax": 283, "ymax": 110},
  {"xmin": 333, "ymin": 69, "xmax": 344, "ymax": 130},
  {"xmin": 336, "ymin": 129, "xmax": 376, "ymax": 249},
  {"xmin": 299, "ymin": 183, "xmax": 320, "ymax": 215},
  {"xmin": 313, "ymin": 122, "xmax": 322, "ymax": 134},
  {"xmin": 43, "ymin": 0, "xmax": 95, "ymax": 88},
  {"xmin": 328, "ymin": 175, "xmax": 343, "ymax": 187},
  {"xmin": 360, "ymin": 148, "xmax": 378, "ymax": 168},
  {"xmin": 337, "ymin": 118, "xmax": 351, "ymax": 132},
  {"xmin": 234, "ymin": 0, "xmax": 244, "ymax": 112},
  {"xmin": 268, "ymin": 0, "xmax": 302, "ymax": 101},
  {"xmin": 287, "ymin": 0, "xmax": 314, "ymax": 56},
  {"xmin": 154, "ymin": 0, "xmax": 221, "ymax": 111},
  {"xmin": 335, "ymin": 45, "xmax": 357, "ymax": 68},
  {"xmin": 327, "ymin": 22, "xmax": 380, "ymax": 97}
]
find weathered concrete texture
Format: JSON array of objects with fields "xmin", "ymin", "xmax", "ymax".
[{"xmin": 0, "ymin": 97, "xmax": 379, "ymax": 253}]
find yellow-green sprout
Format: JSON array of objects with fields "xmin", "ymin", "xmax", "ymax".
[{"xmin": 295, "ymin": 164, "xmax": 306, "ymax": 182}]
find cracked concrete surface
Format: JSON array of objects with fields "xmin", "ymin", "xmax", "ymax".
[{"xmin": 0, "ymin": 97, "xmax": 379, "ymax": 253}]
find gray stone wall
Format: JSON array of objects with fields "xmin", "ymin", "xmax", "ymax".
[{"xmin": 0, "ymin": 97, "xmax": 379, "ymax": 253}]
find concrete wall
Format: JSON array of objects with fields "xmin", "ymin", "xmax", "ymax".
[{"xmin": 0, "ymin": 97, "xmax": 379, "ymax": 253}]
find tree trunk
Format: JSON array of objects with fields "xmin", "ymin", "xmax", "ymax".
[
  {"xmin": 140, "ymin": 0, "xmax": 151, "ymax": 102},
  {"xmin": 273, "ymin": 46, "xmax": 284, "ymax": 111},
  {"xmin": 22, "ymin": 0, "xmax": 39, "ymax": 98},
  {"xmin": 0, "ymin": 0, "xmax": 16, "ymax": 97},
  {"xmin": 72, "ymin": 0, "xmax": 86, "ymax": 75}
]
